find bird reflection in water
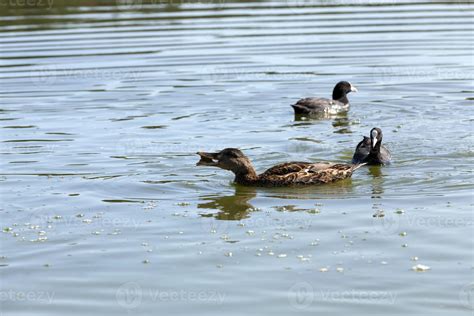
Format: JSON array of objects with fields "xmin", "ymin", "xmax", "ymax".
[
  {"xmin": 368, "ymin": 165, "xmax": 384, "ymax": 199},
  {"xmin": 198, "ymin": 186, "xmax": 257, "ymax": 221}
]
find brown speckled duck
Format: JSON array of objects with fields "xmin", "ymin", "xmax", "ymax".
[{"xmin": 196, "ymin": 148, "xmax": 365, "ymax": 187}]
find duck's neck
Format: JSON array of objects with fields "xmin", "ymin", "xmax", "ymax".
[
  {"xmin": 335, "ymin": 95, "xmax": 349, "ymax": 105},
  {"xmin": 233, "ymin": 168, "xmax": 259, "ymax": 186},
  {"xmin": 332, "ymin": 89, "xmax": 349, "ymax": 104},
  {"xmin": 370, "ymin": 138, "xmax": 382, "ymax": 154}
]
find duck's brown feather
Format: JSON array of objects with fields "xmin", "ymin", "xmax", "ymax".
[{"xmin": 256, "ymin": 163, "xmax": 363, "ymax": 187}]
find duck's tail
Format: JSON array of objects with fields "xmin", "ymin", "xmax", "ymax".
[
  {"xmin": 291, "ymin": 104, "xmax": 309, "ymax": 115},
  {"xmin": 351, "ymin": 162, "xmax": 367, "ymax": 171}
]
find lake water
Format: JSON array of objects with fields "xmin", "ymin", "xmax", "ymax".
[{"xmin": 1, "ymin": 0, "xmax": 473, "ymax": 315}]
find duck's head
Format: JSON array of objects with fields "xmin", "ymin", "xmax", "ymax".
[
  {"xmin": 197, "ymin": 148, "xmax": 254, "ymax": 175},
  {"xmin": 332, "ymin": 81, "xmax": 358, "ymax": 101},
  {"xmin": 370, "ymin": 127, "xmax": 383, "ymax": 149}
]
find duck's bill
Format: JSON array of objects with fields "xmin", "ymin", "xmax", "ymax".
[
  {"xmin": 196, "ymin": 152, "xmax": 219, "ymax": 166},
  {"xmin": 350, "ymin": 84, "xmax": 358, "ymax": 92}
]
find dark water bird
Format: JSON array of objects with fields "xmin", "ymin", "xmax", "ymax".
[
  {"xmin": 291, "ymin": 81, "xmax": 358, "ymax": 115},
  {"xmin": 197, "ymin": 148, "xmax": 365, "ymax": 187},
  {"xmin": 352, "ymin": 127, "xmax": 391, "ymax": 165}
]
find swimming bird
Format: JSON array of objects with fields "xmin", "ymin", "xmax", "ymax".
[
  {"xmin": 197, "ymin": 148, "xmax": 365, "ymax": 187},
  {"xmin": 291, "ymin": 81, "xmax": 358, "ymax": 115},
  {"xmin": 352, "ymin": 127, "xmax": 391, "ymax": 165}
]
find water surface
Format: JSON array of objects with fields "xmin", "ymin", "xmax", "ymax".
[{"xmin": 0, "ymin": 1, "xmax": 473, "ymax": 315}]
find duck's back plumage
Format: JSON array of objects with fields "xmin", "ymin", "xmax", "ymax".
[
  {"xmin": 352, "ymin": 136, "xmax": 371, "ymax": 164},
  {"xmin": 291, "ymin": 98, "xmax": 348, "ymax": 115},
  {"xmin": 258, "ymin": 162, "xmax": 364, "ymax": 186},
  {"xmin": 261, "ymin": 161, "xmax": 333, "ymax": 177}
]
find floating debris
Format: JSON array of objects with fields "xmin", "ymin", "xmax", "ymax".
[
  {"xmin": 142, "ymin": 259, "xmax": 150, "ymax": 264},
  {"xmin": 319, "ymin": 267, "xmax": 329, "ymax": 272},
  {"xmin": 297, "ymin": 255, "xmax": 310, "ymax": 262},
  {"xmin": 399, "ymin": 232, "xmax": 407, "ymax": 237},
  {"xmin": 82, "ymin": 219, "xmax": 92, "ymax": 224},
  {"xmin": 412, "ymin": 264, "xmax": 430, "ymax": 272},
  {"xmin": 141, "ymin": 242, "xmax": 148, "ymax": 247},
  {"xmin": 246, "ymin": 230, "xmax": 255, "ymax": 236},
  {"xmin": 176, "ymin": 202, "xmax": 190, "ymax": 207},
  {"xmin": 224, "ymin": 252, "xmax": 232, "ymax": 257},
  {"xmin": 75, "ymin": 214, "xmax": 84, "ymax": 218},
  {"xmin": 402, "ymin": 244, "xmax": 408, "ymax": 248},
  {"xmin": 277, "ymin": 254, "xmax": 287, "ymax": 258},
  {"xmin": 3, "ymin": 227, "xmax": 12, "ymax": 233},
  {"xmin": 336, "ymin": 267, "xmax": 344, "ymax": 273},
  {"xmin": 372, "ymin": 210, "xmax": 385, "ymax": 218},
  {"xmin": 53, "ymin": 215, "xmax": 62, "ymax": 220},
  {"xmin": 395, "ymin": 209, "xmax": 405, "ymax": 214},
  {"xmin": 381, "ymin": 261, "xmax": 388, "ymax": 265},
  {"xmin": 411, "ymin": 256, "xmax": 419, "ymax": 261}
]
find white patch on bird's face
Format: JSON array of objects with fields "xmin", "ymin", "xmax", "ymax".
[{"xmin": 371, "ymin": 129, "xmax": 378, "ymax": 147}]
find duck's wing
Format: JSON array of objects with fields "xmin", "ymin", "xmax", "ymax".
[
  {"xmin": 260, "ymin": 163, "xmax": 363, "ymax": 186},
  {"xmin": 260, "ymin": 162, "xmax": 316, "ymax": 177},
  {"xmin": 379, "ymin": 145, "xmax": 392, "ymax": 165},
  {"xmin": 352, "ymin": 136, "xmax": 370, "ymax": 164},
  {"xmin": 291, "ymin": 98, "xmax": 335, "ymax": 114}
]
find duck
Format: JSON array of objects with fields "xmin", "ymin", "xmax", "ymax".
[
  {"xmin": 197, "ymin": 148, "xmax": 365, "ymax": 187},
  {"xmin": 291, "ymin": 81, "xmax": 358, "ymax": 115},
  {"xmin": 352, "ymin": 127, "xmax": 391, "ymax": 165}
]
